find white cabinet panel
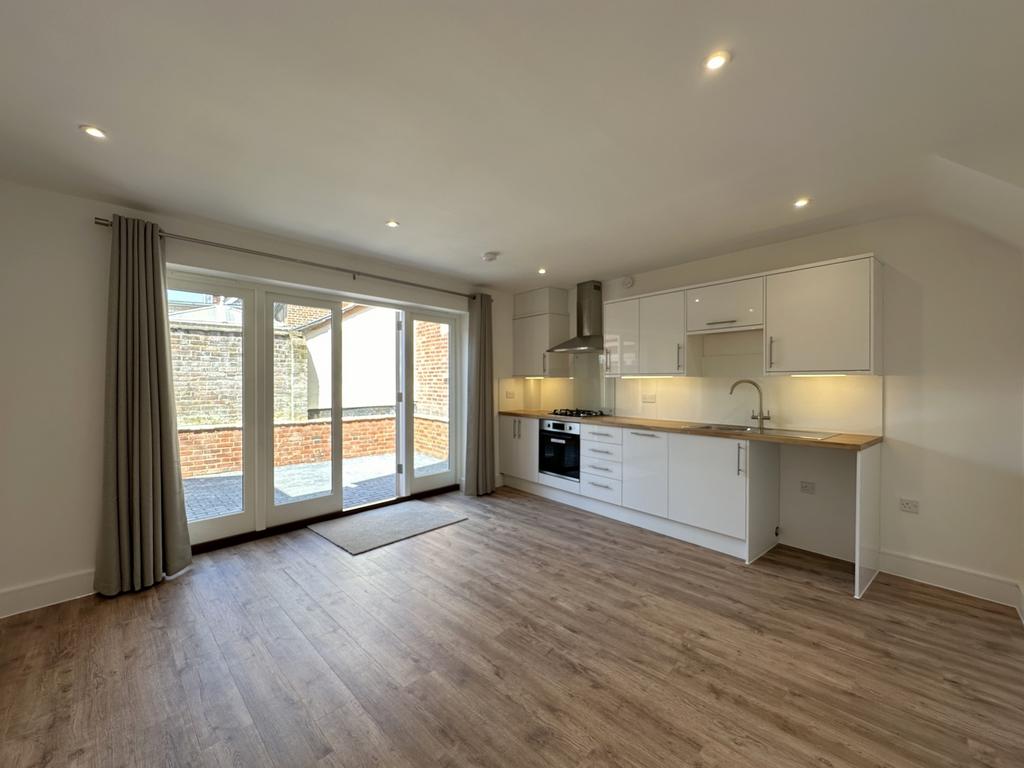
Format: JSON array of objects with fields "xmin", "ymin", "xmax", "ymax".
[
  {"xmin": 622, "ymin": 429, "xmax": 668, "ymax": 517},
  {"xmin": 765, "ymin": 258, "xmax": 876, "ymax": 373},
  {"xmin": 514, "ymin": 287, "xmax": 568, "ymax": 318},
  {"xmin": 580, "ymin": 474, "xmax": 622, "ymax": 505},
  {"xmin": 513, "ymin": 314, "xmax": 570, "ymax": 377},
  {"xmin": 603, "ymin": 299, "xmax": 638, "ymax": 375},
  {"xmin": 499, "ymin": 415, "xmax": 538, "ymax": 482},
  {"xmin": 668, "ymin": 434, "xmax": 747, "ymax": 539},
  {"xmin": 581, "ymin": 441, "xmax": 622, "ymax": 462},
  {"xmin": 579, "ymin": 456, "xmax": 622, "ymax": 480},
  {"xmin": 638, "ymin": 292, "xmax": 687, "ymax": 374},
  {"xmin": 686, "ymin": 277, "xmax": 763, "ymax": 333},
  {"xmin": 581, "ymin": 424, "xmax": 622, "ymax": 444}
]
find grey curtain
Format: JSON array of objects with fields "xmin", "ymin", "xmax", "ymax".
[
  {"xmin": 95, "ymin": 215, "xmax": 191, "ymax": 596},
  {"xmin": 464, "ymin": 293, "xmax": 495, "ymax": 495}
]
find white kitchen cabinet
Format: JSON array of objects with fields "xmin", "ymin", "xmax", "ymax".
[
  {"xmin": 668, "ymin": 434, "xmax": 748, "ymax": 539},
  {"xmin": 603, "ymin": 299, "xmax": 638, "ymax": 376},
  {"xmin": 638, "ymin": 291, "xmax": 687, "ymax": 374},
  {"xmin": 764, "ymin": 258, "xmax": 880, "ymax": 374},
  {"xmin": 686, "ymin": 277, "xmax": 763, "ymax": 334},
  {"xmin": 499, "ymin": 415, "xmax": 538, "ymax": 482},
  {"xmin": 513, "ymin": 314, "xmax": 570, "ymax": 377},
  {"xmin": 580, "ymin": 475, "xmax": 622, "ymax": 505},
  {"xmin": 621, "ymin": 429, "xmax": 668, "ymax": 518}
]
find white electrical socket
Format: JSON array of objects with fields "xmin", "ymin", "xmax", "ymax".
[
  {"xmin": 641, "ymin": 393, "xmax": 657, "ymax": 404},
  {"xmin": 799, "ymin": 481, "xmax": 816, "ymax": 495},
  {"xmin": 899, "ymin": 497, "xmax": 920, "ymax": 514},
  {"xmin": 505, "ymin": 391, "xmax": 516, "ymax": 399}
]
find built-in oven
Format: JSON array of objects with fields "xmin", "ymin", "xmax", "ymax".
[{"xmin": 539, "ymin": 419, "xmax": 581, "ymax": 482}]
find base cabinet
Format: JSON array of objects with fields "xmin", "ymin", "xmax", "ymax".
[
  {"xmin": 621, "ymin": 429, "xmax": 668, "ymax": 517},
  {"xmin": 499, "ymin": 415, "xmax": 538, "ymax": 482},
  {"xmin": 668, "ymin": 434, "xmax": 747, "ymax": 539}
]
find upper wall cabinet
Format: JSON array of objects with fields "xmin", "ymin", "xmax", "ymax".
[
  {"xmin": 764, "ymin": 257, "xmax": 881, "ymax": 374},
  {"xmin": 685, "ymin": 277, "xmax": 763, "ymax": 334},
  {"xmin": 603, "ymin": 298, "xmax": 639, "ymax": 375},
  {"xmin": 513, "ymin": 287, "xmax": 570, "ymax": 377},
  {"xmin": 638, "ymin": 292, "xmax": 687, "ymax": 374}
]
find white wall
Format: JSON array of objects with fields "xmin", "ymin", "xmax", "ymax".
[
  {"xmin": 605, "ymin": 214, "xmax": 1024, "ymax": 599},
  {"xmin": 0, "ymin": 178, "xmax": 475, "ymax": 617}
]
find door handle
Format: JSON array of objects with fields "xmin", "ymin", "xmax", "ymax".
[
  {"xmin": 590, "ymin": 431, "xmax": 612, "ymax": 437},
  {"xmin": 587, "ymin": 464, "xmax": 611, "ymax": 472},
  {"xmin": 630, "ymin": 431, "xmax": 658, "ymax": 438},
  {"xmin": 604, "ymin": 347, "xmax": 610, "ymax": 373},
  {"xmin": 768, "ymin": 336, "xmax": 775, "ymax": 368},
  {"xmin": 707, "ymin": 319, "xmax": 737, "ymax": 326},
  {"xmin": 590, "ymin": 448, "xmax": 613, "ymax": 455},
  {"xmin": 550, "ymin": 438, "xmax": 566, "ymax": 444},
  {"xmin": 589, "ymin": 482, "xmax": 612, "ymax": 490},
  {"xmin": 736, "ymin": 442, "xmax": 742, "ymax": 476},
  {"xmin": 677, "ymin": 342, "xmax": 684, "ymax": 371},
  {"xmin": 542, "ymin": 353, "xmax": 547, "ymax": 376}
]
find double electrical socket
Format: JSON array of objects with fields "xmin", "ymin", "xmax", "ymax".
[
  {"xmin": 899, "ymin": 497, "xmax": 920, "ymax": 514},
  {"xmin": 799, "ymin": 481, "xmax": 816, "ymax": 495}
]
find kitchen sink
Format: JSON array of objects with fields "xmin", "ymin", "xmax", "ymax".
[{"xmin": 692, "ymin": 424, "xmax": 837, "ymax": 440}]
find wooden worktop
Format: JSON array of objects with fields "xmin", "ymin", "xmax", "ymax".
[{"xmin": 499, "ymin": 409, "xmax": 882, "ymax": 451}]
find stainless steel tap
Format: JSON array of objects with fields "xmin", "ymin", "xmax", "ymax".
[{"xmin": 729, "ymin": 379, "xmax": 771, "ymax": 433}]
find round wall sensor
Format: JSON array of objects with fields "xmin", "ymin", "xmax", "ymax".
[
  {"xmin": 622, "ymin": 276, "xmax": 635, "ymax": 289},
  {"xmin": 482, "ymin": 251, "xmax": 500, "ymax": 262}
]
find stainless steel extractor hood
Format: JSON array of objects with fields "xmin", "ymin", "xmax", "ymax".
[{"xmin": 547, "ymin": 280, "xmax": 604, "ymax": 353}]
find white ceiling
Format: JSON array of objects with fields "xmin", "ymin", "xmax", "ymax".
[{"xmin": 2, "ymin": 1, "xmax": 1023, "ymax": 289}]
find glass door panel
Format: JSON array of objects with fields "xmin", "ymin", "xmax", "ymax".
[
  {"xmin": 407, "ymin": 314, "xmax": 457, "ymax": 492},
  {"xmin": 167, "ymin": 282, "xmax": 255, "ymax": 544},
  {"xmin": 269, "ymin": 299, "xmax": 342, "ymax": 522},
  {"xmin": 341, "ymin": 303, "xmax": 400, "ymax": 510}
]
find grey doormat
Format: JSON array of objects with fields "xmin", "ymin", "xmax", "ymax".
[{"xmin": 307, "ymin": 499, "xmax": 467, "ymax": 555}]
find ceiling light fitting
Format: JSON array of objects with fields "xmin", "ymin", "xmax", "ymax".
[
  {"xmin": 704, "ymin": 50, "xmax": 731, "ymax": 71},
  {"xmin": 385, "ymin": 220, "xmax": 400, "ymax": 228},
  {"xmin": 79, "ymin": 124, "xmax": 106, "ymax": 139}
]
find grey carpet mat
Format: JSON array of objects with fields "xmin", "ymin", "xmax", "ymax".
[{"xmin": 307, "ymin": 499, "xmax": 467, "ymax": 555}]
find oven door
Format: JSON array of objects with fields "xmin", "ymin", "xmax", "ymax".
[{"xmin": 539, "ymin": 430, "xmax": 580, "ymax": 480}]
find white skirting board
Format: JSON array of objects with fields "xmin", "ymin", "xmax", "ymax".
[
  {"xmin": 0, "ymin": 569, "xmax": 95, "ymax": 619},
  {"xmin": 877, "ymin": 550, "xmax": 1024, "ymax": 611}
]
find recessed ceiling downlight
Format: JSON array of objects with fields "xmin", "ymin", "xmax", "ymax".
[
  {"xmin": 793, "ymin": 197, "xmax": 811, "ymax": 209},
  {"xmin": 537, "ymin": 268, "xmax": 547, "ymax": 275},
  {"xmin": 704, "ymin": 50, "xmax": 731, "ymax": 71},
  {"xmin": 79, "ymin": 124, "xmax": 106, "ymax": 139},
  {"xmin": 385, "ymin": 220, "xmax": 400, "ymax": 228}
]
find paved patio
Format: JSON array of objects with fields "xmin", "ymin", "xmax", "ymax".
[{"xmin": 182, "ymin": 452, "xmax": 448, "ymax": 522}]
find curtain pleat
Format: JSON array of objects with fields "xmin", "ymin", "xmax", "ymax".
[
  {"xmin": 464, "ymin": 293, "xmax": 495, "ymax": 496},
  {"xmin": 95, "ymin": 215, "xmax": 191, "ymax": 596}
]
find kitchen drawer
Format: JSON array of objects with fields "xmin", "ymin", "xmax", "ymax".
[
  {"xmin": 581, "ymin": 440, "xmax": 622, "ymax": 462},
  {"xmin": 580, "ymin": 474, "xmax": 622, "ymax": 505},
  {"xmin": 581, "ymin": 424, "xmax": 622, "ymax": 444},
  {"xmin": 579, "ymin": 456, "xmax": 622, "ymax": 480}
]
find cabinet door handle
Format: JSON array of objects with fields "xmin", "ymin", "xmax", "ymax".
[
  {"xmin": 590, "ymin": 431, "xmax": 612, "ymax": 437},
  {"xmin": 768, "ymin": 336, "xmax": 775, "ymax": 368},
  {"xmin": 676, "ymin": 343, "xmax": 684, "ymax": 371},
  {"xmin": 604, "ymin": 347, "xmax": 610, "ymax": 372},
  {"xmin": 516, "ymin": 419, "xmax": 521, "ymax": 439},
  {"xmin": 587, "ymin": 464, "xmax": 611, "ymax": 472},
  {"xmin": 590, "ymin": 448, "xmax": 613, "ymax": 455},
  {"xmin": 736, "ymin": 442, "xmax": 742, "ymax": 476},
  {"xmin": 542, "ymin": 353, "xmax": 547, "ymax": 375},
  {"xmin": 630, "ymin": 431, "xmax": 658, "ymax": 438},
  {"xmin": 707, "ymin": 319, "xmax": 737, "ymax": 326},
  {"xmin": 589, "ymin": 482, "xmax": 612, "ymax": 490}
]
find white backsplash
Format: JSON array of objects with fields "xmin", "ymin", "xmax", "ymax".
[{"xmin": 614, "ymin": 374, "xmax": 883, "ymax": 434}]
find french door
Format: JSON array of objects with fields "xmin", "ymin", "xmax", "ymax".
[{"xmin": 167, "ymin": 272, "xmax": 459, "ymax": 543}]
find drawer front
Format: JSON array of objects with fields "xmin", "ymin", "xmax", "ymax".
[
  {"xmin": 579, "ymin": 456, "xmax": 622, "ymax": 480},
  {"xmin": 580, "ymin": 474, "xmax": 622, "ymax": 505},
  {"xmin": 581, "ymin": 424, "xmax": 622, "ymax": 444},
  {"xmin": 581, "ymin": 441, "xmax": 622, "ymax": 462}
]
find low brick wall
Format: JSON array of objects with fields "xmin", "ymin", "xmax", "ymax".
[{"xmin": 178, "ymin": 415, "xmax": 449, "ymax": 478}]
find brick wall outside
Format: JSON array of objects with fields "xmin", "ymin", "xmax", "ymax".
[{"xmin": 178, "ymin": 415, "xmax": 447, "ymax": 479}]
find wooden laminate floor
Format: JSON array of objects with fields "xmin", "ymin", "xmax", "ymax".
[{"xmin": 2, "ymin": 488, "xmax": 1022, "ymax": 767}]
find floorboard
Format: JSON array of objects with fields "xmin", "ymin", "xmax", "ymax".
[{"xmin": 1, "ymin": 487, "xmax": 1022, "ymax": 767}]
